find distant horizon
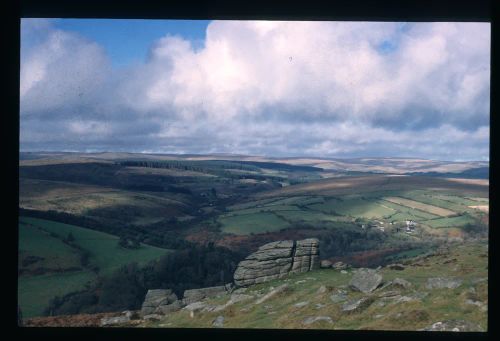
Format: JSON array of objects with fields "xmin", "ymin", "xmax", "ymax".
[{"xmin": 19, "ymin": 150, "xmax": 489, "ymax": 163}]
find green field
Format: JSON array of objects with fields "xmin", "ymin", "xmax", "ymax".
[
  {"xmin": 18, "ymin": 217, "xmax": 170, "ymax": 317},
  {"xmin": 379, "ymin": 200, "xmax": 440, "ymax": 220},
  {"xmin": 226, "ymin": 197, "xmax": 282, "ymax": 211},
  {"xmin": 432, "ymin": 195, "xmax": 484, "ymax": 206},
  {"xmin": 224, "ymin": 205, "xmax": 301, "ymax": 216},
  {"xmin": 274, "ymin": 210, "xmax": 342, "ymax": 223},
  {"xmin": 218, "ymin": 212, "xmax": 290, "ymax": 235},
  {"xmin": 312, "ymin": 197, "xmax": 396, "ymax": 219},
  {"xmin": 266, "ymin": 196, "xmax": 325, "ymax": 206},
  {"xmin": 398, "ymin": 191, "xmax": 478, "ymax": 214},
  {"xmin": 423, "ymin": 215, "xmax": 477, "ymax": 228},
  {"xmin": 467, "ymin": 197, "xmax": 489, "ymax": 203}
]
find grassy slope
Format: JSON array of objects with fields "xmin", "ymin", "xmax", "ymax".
[
  {"xmin": 143, "ymin": 241, "xmax": 488, "ymax": 331},
  {"xmin": 18, "ymin": 217, "xmax": 170, "ymax": 318},
  {"xmin": 19, "ymin": 178, "xmax": 190, "ymax": 226}
]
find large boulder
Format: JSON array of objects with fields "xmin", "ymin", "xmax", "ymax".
[
  {"xmin": 421, "ymin": 320, "xmax": 483, "ymax": 332},
  {"xmin": 342, "ymin": 296, "xmax": 375, "ymax": 313},
  {"xmin": 332, "ymin": 261, "xmax": 349, "ymax": 271},
  {"xmin": 386, "ymin": 263, "xmax": 405, "ymax": 270},
  {"xmin": 320, "ymin": 260, "xmax": 333, "ymax": 269},
  {"xmin": 212, "ymin": 315, "xmax": 225, "ymax": 328},
  {"xmin": 233, "ymin": 239, "xmax": 319, "ymax": 287},
  {"xmin": 100, "ymin": 315, "xmax": 130, "ymax": 327},
  {"xmin": 426, "ymin": 277, "xmax": 463, "ymax": 290},
  {"xmin": 349, "ymin": 268, "xmax": 383, "ymax": 293},
  {"xmin": 182, "ymin": 285, "xmax": 231, "ymax": 305},
  {"xmin": 140, "ymin": 289, "xmax": 181, "ymax": 316},
  {"xmin": 290, "ymin": 238, "xmax": 320, "ymax": 274},
  {"xmin": 302, "ymin": 316, "xmax": 334, "ymax": 325}
]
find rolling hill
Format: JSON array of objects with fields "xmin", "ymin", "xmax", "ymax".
[{"xmin": 18, "ymin": 217, "xmax": 170, "ymax": 317}]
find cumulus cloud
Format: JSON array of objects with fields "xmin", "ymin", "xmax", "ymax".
[{"xmin": 20, "ymin": 20, "xmax": 490, "ymax": 160}]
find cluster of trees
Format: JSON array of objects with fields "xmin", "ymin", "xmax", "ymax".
[
  {"xmin": 118, "ymin": 160, "xmax": 286, "ymax": 184},
  {"xmin": 119, "ymin": 160, "xmax": 259, "ymax": 173},
  {"xmin": 462, "ymin": 221, "xmax": 488, "ymax": 237},
  {"xmin": 62, "ymin": 232, "xmax": 92, "ymax": 269},
  {"xmin": 315, "ymin": 224, "xmax": 387, "ymax": 258},
  {"xmin": 43, "ymin": 243, "xmax": 245, "ymax": 316}
]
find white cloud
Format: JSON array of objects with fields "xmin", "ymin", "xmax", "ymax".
[
  {"xmin": 20, "ymin": 23, "xmax": 111, "ymax": 117},
  {"xmin": 20, "ymin": 20, "xmax": 490, "ymax": 160}
]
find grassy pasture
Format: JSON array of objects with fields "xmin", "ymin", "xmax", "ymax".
[
  {"xmin": 275, "ymin": 210, "xmax": 344, "ymax": 223},
  {"xmin": 432, "ymin": 195, "xmax": 483, "ymax": 206},
  {"xmin": 218, "ymin": 212, "xmax": 290, "ymax": 235},
  {"xmin": 467, "ymin": 197, "xmax": 489, "ymax": 203},
  {"xmin": 383, "ymin": 197, "xmax": 456, "ymax": 217},
  {"xmin": 18, "ymin": 217, "xmax": 169, "ymax": 317},
  {"xmin": 307, "ymin": 197, "xmax": 342, "ymax": 213},
  {"xmin": 315, "ymin": 197, "xmax": 396, "ymax": 219},
  {"xmin": 226, "ymin": 196, "xmax": 324, "ymax": 212},
  {"xmin": 379, "ymin": 201, "xmax": 439, "ymax": 220},
  {"xmin": 225, "ymin": 205, "xmax": 301, "ymax": 216},
  {"xmin": 398, "ymin": 192, "xmax": 475, "ymax": 214},
  {"xmin": 423, "ymin": 215, "xmax": 477, "ymax": 228},
  {"xmin": 266, "ymin": 196, "xmax": 325, "ymax": 206},
  {"xmin": 226, "ymin": 197, "xmax": 283, "ymax": 211}
]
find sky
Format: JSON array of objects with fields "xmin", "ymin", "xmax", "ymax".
[{"xmin": 20, "ymin": 19, "xmax": 491, "ymax": 161}]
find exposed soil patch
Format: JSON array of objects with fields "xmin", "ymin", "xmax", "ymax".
[{"xmin": 23, "ymin": 312, "xmax": 119, "ymax": 327}]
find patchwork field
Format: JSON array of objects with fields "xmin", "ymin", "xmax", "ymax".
[
  {"xmin": 382, "ymin": 197, "xmax": 456, "ymax": 217},
  {"xmin": 218, "ymin": 180, "xmax": 487, "ymax": 236}
]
